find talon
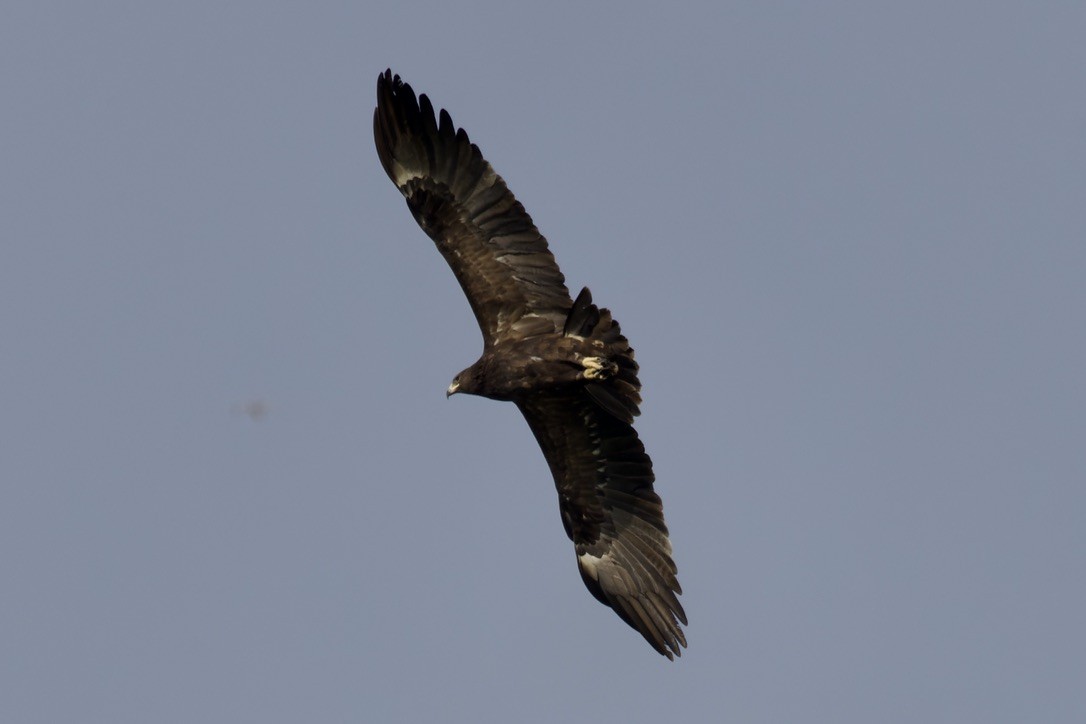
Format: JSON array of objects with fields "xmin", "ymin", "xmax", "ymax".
[{"xmin": 582, "ymin": 356, "xmax": 615, "ymax": 380}]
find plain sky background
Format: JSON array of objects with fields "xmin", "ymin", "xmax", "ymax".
[{"xmin": 3, "ymin": 2, "xmax": 1084, "ymax": 722}]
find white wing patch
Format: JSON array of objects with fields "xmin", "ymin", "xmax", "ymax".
[
  {"xmin": 578, "ymin": 550, "xmax": 640, "ymax": 597},
  {"xmin": 577, "ymin": 551, "xmax": 609, "ymax": 582},
  {"xmin": 392, "ymin": 165, "xmax": 423, "ymax": 188}
]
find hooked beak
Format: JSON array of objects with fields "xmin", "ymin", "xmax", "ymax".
[{"xmin": 446, "ymin": 381, "xmax": 460, "ymax": 398}]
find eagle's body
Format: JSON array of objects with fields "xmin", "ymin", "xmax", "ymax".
[
  {"xmin": 374, "ymin": 70, "xmax": 687, "ymax": 659},
  {"xmin": 450, "ymin": 289, "xmax": 627, "ymax": 404}
]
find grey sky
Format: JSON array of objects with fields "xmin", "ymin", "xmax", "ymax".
[{"xmin": 3, "ymin": 2, "xmax": 1084, "ymax": 722}]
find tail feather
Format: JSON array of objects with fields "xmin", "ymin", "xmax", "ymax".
[
  {"xmin": 563, "ymin": 287, "xmax": 600, "ymax": 337},
  {"xmin": 564, "ymin": 287, "xmax": 643, "ymax": 422}
]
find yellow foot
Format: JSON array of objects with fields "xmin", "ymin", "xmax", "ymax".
[{"xmin": 582, "ymin": 356, "xmax": 615, "ymax": 380}]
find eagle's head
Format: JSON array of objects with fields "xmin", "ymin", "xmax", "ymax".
[{"xmin": 447, "ymin": 363, "xmax": 483, "ymax": 398}]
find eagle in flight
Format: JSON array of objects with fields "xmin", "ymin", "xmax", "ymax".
[{"xmin": 374, "ymin": 70, "xmax": 686, "ymax": 659}]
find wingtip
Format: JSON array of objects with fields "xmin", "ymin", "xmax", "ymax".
[
  {"xmin": 376, "ymin": 68, "xmax": 413, "ymax": 106},
  {"xmin": 377, "ymin": 67, "xmax": 398, "ymax": 85},
  {"xmin": 376, "ymin": 68, "xmax": 394, "ymax": 94}
]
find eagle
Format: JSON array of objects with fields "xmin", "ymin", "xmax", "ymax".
[{"xmin": 373, "ymin": 70, "xmax": 687, "ymax": 659}]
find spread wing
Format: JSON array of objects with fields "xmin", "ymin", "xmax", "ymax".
[
  {"xmin": 517, "ymin": 394, "xmax": 687, "ymax": 659},
  {"xmin": 374, "ymin": 69, "xmax": 571, "ymax": 347}
]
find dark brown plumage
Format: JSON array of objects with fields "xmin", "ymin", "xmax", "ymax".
[{"xmin": 374, "ymin": 70, "xmax": 686, "ymax": 659}]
